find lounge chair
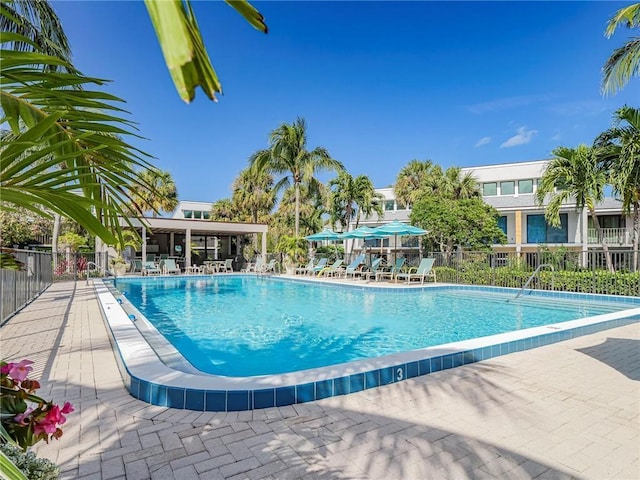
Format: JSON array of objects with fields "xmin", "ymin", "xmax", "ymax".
[
  {"xmin": 318, "ymin": 259, "xmax": 343, "ymax": 277},
  {"xmin": 259, "ymin": 259, "xmax": 277, "ymax": 273},
  {"xmin": 396, "ymin": 258, "xmax": 436, "ymax": 284},
  {"xmin": 160, "ymin": 258, "xmax": 181, "ymax": 274},
  {"xmin": 309, "ymin": 257, "xmax": 328, "ymax": 275},
  {"xmin": 341, "ymin": 254, "xmax": 366, "ymax": 279},
  {"xmin": 294, "ymin": 258, "xmax": 316, "ymax": 275},
  {"xmin": 362, "ymin": 257, "xmax": 383, "ymax": 281},
  {"xmin": 142, "ymin": 261, "xmax": 161, "ymax": 276},
  {"xmin": 375, "ymin": 257, "xmax": 406, "ymax": 282},
  {"xmin": 219, "ymin": 258, "xmax": 234, "ymax": 273},
  {"xmin": 241, "ymin": 258, "xmax": 264, "ymax": 273},
  {"xmin": 131, "ymin": 259, "xmax": 143, "ymax": 274}
]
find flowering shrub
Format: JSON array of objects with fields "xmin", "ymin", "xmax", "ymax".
[{"xmin": 0, "ymin": 360, "xmax": 74, "ymax": 450}]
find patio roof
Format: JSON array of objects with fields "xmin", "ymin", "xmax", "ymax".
[{"xmin": 124, "ymin": 216, "xmax": 268, "ymax": 236}]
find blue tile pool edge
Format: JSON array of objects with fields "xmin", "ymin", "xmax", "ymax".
[{"xmin": 94, "ymin": 279, "xmax": 640, "ymax": 412}]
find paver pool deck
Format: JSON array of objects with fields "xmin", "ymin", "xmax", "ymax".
[{"xmin": 1, "ymin": 280, "xmax": 638, "ymax": 480}]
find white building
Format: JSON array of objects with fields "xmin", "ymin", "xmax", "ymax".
[{"xmin": 350, "ymin": 159, "xmax": 633, "ymax": 256}]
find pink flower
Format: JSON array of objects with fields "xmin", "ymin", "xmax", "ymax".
[
  {"xmin": 14, "ymin": 408, "xmax": 33, "ymax": 425},
  {"xmin": 61, "ymin": 402, "xmax": 74, "ymax": 414},
  {"xmin": 9, "ymin": 360, "xmax": 33, "ymax": 382},
  {"xmin": 0, "ymin": 363, "xmax": 12, "ymax": 375}
]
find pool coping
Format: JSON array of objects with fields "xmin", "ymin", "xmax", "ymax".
[{"xmin": 95, "ymin": 276, "xmax": 640, "ymax": 411}]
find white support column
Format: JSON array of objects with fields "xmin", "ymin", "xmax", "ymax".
[
  {"xmin": 261, "ymin": 232, "xmax": 267, "ymax": 262},
  {"xmin": 214, "ymin": 236, "xmax": 219, "ymax": 260},
  {"xmin": 581, "ymin": 208, "xmax": 589, "ymax": 267},
  {"xmin": 185, "ymin": 228, "xmax": 191, "ymax": 268},
  {"xmin": 141, "ymin": 226, "xmax": 147, "ymax": 263}
]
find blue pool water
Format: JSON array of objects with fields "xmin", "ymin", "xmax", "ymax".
[{"xmin": 112, "ymin": 276, "xmax": 631, "ymax": 377}]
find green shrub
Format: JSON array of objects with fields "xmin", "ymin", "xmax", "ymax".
[
  {"xmin": 0, "ymin": 443, "xmax": 59, "ymax": 480},
  {"xmin": 433, "ymin": 265, "xmax": 640, "ymax": 296}
]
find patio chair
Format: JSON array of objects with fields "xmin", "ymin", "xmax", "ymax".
[
  {"xmin": 219, "ymin": 258, "xmax": 234, "ymax": 272},
  {"xmin": 146, "ymin": 254, "xmax": 157, "ymax": 263},
  {"xmin": 341, "ymin": 254, "xmax": 366, "ymax": 279},
  {"xmin": 375, "ymin": 257, "xmax": 406, "ymax": 282},
  {"xmin": 396, "ymin": 258, "xmax": 436, "ymax": 284},
  {"xmin": 259, "ymin": 259, "xmax": 277, "ymax": 273},
  {"xmin": 242, "ymin": 258, "xmax": 264, "ymax": 273},
  {"xmin": 131, "ymin": 259, "xmax": 143, "ymax": 274},
  {"xmin": 309, "ymin": 257, "xmax": 328, "ymax": 275},
  {"xmin": 142, "ymin": 261, "xmax": 161, "ymax": 276},
  {"xmin": 362, "ymin": 257, "xmax": 384, "ymax": 281},
  {"xmin": 294, "ymin": 258, "xmax": 316, "ymax": 275},
  {"xmin": 160, "ymin": 258, "xmax": 181, "ymax": 275},
  {"xmin": 318, "ymin": 259, "xmax": 343, "ymax": 277}
]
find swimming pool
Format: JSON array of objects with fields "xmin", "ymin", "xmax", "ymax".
[
  {"xmin": 96, "ymin": 276, "xmax": 640, "ymax": 411},
  {"xmin": 112, "ymin": 276, "xmax": 632, "ymax": 377}
]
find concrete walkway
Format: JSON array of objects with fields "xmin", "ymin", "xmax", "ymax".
[{"xmin": 1, "ymin": 281, "xmax": 638, "ymax": 480}]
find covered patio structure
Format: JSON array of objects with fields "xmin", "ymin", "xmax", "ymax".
[{"xmin": 102, "ymin": 217, "xmax": 268, "ymax": 271}]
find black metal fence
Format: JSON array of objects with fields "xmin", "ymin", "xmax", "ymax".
[
  {"xmin": 51, "ymin": 251, "xmax": 111, "ymax": 282},
  {"xmin": 1, "ymin": 250, "xmax": 53, "ymax": 324}
]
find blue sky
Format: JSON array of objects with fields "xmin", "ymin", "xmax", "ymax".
[{"xmin": 53, "ymin": 1, "xmax": 639, "ymax": 203}]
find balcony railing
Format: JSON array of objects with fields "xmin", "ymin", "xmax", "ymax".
[{"xmin": 587, "ymin": 228, "xmax": 631, "ymax": 245}]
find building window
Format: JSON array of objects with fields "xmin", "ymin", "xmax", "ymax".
[
  {"xmin": 183, "ymin": 210, "xmax": 193, "ymax": 219},
  {"xmin": 497, "ymin": 216, "xmax": 507, "ymax": 234},
  {"xmin": 527, "ymin": 214, "xmax": 568, "ymax": 243},
  {"xmin": 203, "ymin": 212, "xmax": 210, "ymax": 220},
  {"xmin": 194, "ymin": 211, "xmax": 202, "ymax": 219},
  {"xmin": 483, "ymin": 182, "xmax": 497, "ymax": 196},
  {"xmin": 518, "ymin": 179, "xmax": 533, "ymax": 194},
  {"xmin": 500, "ymin": 181, "xmax": 515, "ymax": 195},
  {"xmin": 384, "ymin": 200, "xmax": 395, "ymax": 211}
]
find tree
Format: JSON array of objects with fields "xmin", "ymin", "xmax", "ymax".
[
  {"xmin": 328, "ymin": 171, "xmax": 383, "ymax": 232},
  {"xmin": 393, "ymin": 159, "xmax": 441, "ymax": 207},
  {"xmin": 411, "ymin": 196, "xmax": 506, "ymax": 257},
  {"xmin": 439, "ymin": 167, "xmax": 480, "ymax": 200},
  {"xmin": 209, "ymin": 198, "xmax": 238, "ymax": 222},
  {"xmin": 230, "ymin": 167, "xmax": 275, "ymax": 224},
  {"xmin": 129, "ymin": 169, "xmax": 179, "ymax": 218},
  {"xmin": 602, "ymin": 3, "xmax": 640, "ymax": 96},
  {"xmin": 536, "ymin": 145, "xmax": 614, "ymax": 272},
  {"xmin": 0, "ymin": 206, "xmax": 53, "ymax": 247},
  {"xmin": 249, "ymin": 117, "xmax": 344, "ymax": 237},
  {"xmin": 596, "ymin": 105, "xmax": 640, "ymax": 270},
  {"xmin": 1, "ymin": 3, "xmax": 157, "ymax": 248}
]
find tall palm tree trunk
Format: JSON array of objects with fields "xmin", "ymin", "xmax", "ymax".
[
  {"xmin": 294, "ymin": 183, "xmax": 300, "ymax": 237},
  {"xmin": 633, "ymin": 200, "xmax": 639, "ymax": 271},
  {"xmin": 590, "ymin": 209, "xmax": 614, "ymax": 272}
]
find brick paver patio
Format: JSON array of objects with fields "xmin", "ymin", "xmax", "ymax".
[{"xmin": 1, "ymin": 281, "xmax": 638, "ymax": 479}]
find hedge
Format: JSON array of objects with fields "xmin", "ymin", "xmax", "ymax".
[{"xmin": 434, "ymin": 266, "xmax": 640, "ymax": 296}]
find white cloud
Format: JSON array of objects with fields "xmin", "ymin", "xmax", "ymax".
[
  {"xmin": 500, "ymin": 126, "xmax": 538, "ymax": 148},
  {"xmin": 467, "ymin": 94, "xmax": 553, "ymax": 114},
  {"xmin": 475, "ymin": 136, "xmax": 491, "ymax": 147},
  {"xmin": 550, "ymin": 132, "xmax": 562, "ymax": 141}
]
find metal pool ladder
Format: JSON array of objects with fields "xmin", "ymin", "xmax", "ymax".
[{"xmin": 514, "ymin": 263, "xmax": 554, "ymax": 299}]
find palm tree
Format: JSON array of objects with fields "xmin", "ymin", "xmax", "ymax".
[
  {"xmin": 536, "ymin": 145, "xmax": 614, "ymax": 272},
  {"xmin": 596, "ymin": 105, "xmax": 640, "ymax": 270},
  {"xmin": 209, "ymin": 198, "xmax": 238, "ymax": 222},
  {"xmin": 394, "ymin": 159, "xmax": 440, "ymax": 207},
  {"xmin": 231, "ymin": 168, "xmax": 275, "ymax": 224},
  {"xmin": 130, "ymin": 169, "xmax": 179, "ymax": 218},
  {"xmin": 329, "ymin": 171, "xmax": 383, "ymax": 232},
  {"xmin": 1, "ymin": 4, "xmax": 157, "ymax": 248},
  {"xmin": 602, "ymin": 3, "xmax": 640, "ymax": 95},
  {"xmin": 249, "ymin": 117, "xmax": 344, "ymax": 237},
  {"xmin": 440, "ymin": 167, "xmax": 480, "ymax": 200}
]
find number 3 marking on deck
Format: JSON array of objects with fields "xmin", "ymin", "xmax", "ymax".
[{"xmin": 397, "ymin": 368, "xmax": 403, "ymax": 381}]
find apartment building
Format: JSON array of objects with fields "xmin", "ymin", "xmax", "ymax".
[{"xmin": 352, "ymin": 160, "xmax": 633, "ymax": 256}]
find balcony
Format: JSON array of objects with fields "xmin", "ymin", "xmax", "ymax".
[{"xmin": 587, "ymin": 228, "xmax": 631, "ymax": 246}]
